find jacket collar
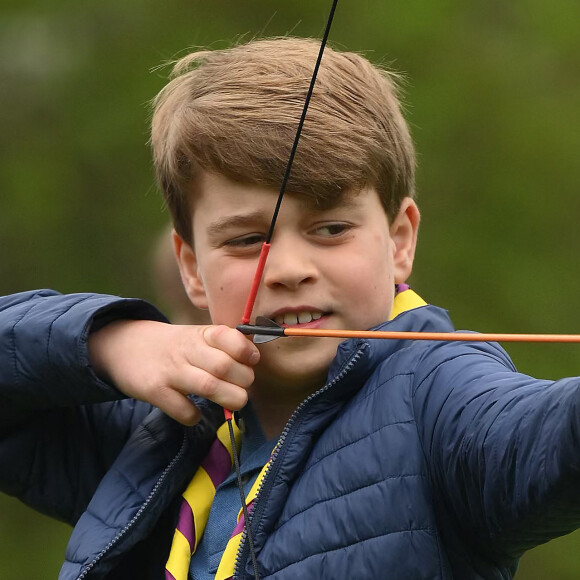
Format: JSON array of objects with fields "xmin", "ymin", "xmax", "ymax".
[{"xmin": 328, "ymin": 297, "xmax": 455, "ymax": 386}]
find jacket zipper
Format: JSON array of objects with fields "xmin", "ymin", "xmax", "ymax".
[
  {"xmin": 76, "ymin": 432, "xmax": 189, "ymax": 579},
  {"xmin": 233, "ymin": 346, "xmax": 366, "ymax": 579}
]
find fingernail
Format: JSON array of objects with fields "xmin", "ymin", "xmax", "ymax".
[{"xmin": 249, "ymin": 351, "xmax": 260, "ymax": 364}]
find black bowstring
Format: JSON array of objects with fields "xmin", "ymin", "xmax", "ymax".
[
  {"xmin": 228, "ymin": 1, "xmax": 339, "ymax": 577},
  {"xmin": 266, "ymin": 0, "xmax": 339, "ymax": 244},
  {"xmin": 228, "ymin": 415, "xmax": 260, "ymax": 577}
]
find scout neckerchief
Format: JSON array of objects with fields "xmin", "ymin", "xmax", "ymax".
[
  {"xmin": 164, "ymin": 286, "xmax": 426, "ymax": 580},
  {"xmin": 165, "ymin": 419, "xmax": 240, "ymax": 580},
  {"xmin": 164, "ymin": 418, "xmax": 273, "ymax": 580}
]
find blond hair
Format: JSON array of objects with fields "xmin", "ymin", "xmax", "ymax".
[{"xmin": 151, "ymin": 37, "xmax": 416, "ymax": 243}]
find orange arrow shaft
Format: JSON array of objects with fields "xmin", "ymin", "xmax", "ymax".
[{"xmin": 282, "ymin": 328, "xmax": 580, "ymax": 343}]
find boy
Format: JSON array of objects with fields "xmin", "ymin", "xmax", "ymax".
[{"xmin": 1, "ymin": 37, "xmax": 580, "ymax": 580}]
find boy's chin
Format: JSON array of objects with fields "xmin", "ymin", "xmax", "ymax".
[{"xmin": 254, "ymin": 336, "xmax": 342, "ymax": 395}]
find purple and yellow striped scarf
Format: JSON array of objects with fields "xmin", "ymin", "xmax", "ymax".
[{"xmin": 165, "ymin": 420, "xmax": 272, "ymax": 580}]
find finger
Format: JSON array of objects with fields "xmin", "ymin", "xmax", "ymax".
[
  {"xmin": 191, "ymin": 348, "xmax": 256, "ymax": 390},
  {"xmin": 150, "ymin": 387, "xmax": 202, "ymax": 426},
  {"xmin": 173, "ymin": 365, "xmax": 250, "ymax": 410},
  {"xmin": 203, "ymin": 325, "xmax": 260, "ymax": 365}
]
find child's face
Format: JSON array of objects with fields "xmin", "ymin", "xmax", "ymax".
[{"xmin": 176, "ymin": 171, "xmax": 419, "ymax": 397}]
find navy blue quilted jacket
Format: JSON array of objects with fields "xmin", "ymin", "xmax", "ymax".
[{"xmin": 1, "ymin": 289, "xmax": 580, "ymax": 579}]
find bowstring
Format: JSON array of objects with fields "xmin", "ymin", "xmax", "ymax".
[
  {"xmin": 240, "ymin": 0, "xmax": 339, "ymax": 325},
  {"xmin": 228, "ymin": 2, "xmax": 340, "ymax": 578}
]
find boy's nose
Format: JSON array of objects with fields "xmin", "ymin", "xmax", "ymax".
[{"xmin": 262, "ymin": 237, "xmax": 317, "ymax": 290}]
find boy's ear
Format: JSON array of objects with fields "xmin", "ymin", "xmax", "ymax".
[
  {"xmin": 390, "ymin": 198, "xmax": 420, "ymax": 284},
  {"xmin": 172, "ymin": 230, "xmax": 209, "ymax": 310}
]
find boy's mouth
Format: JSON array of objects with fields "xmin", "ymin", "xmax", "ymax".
[{"xmin": 270, "ymin": 309, "xmax": 328, "ymax": 328}]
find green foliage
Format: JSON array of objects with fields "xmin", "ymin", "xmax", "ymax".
[{"xmin": 1, "ymin": 0, "xmax": 579, "ymax": 577}]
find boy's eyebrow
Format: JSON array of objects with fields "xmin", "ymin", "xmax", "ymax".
[
  {"xmin": 206, "ymin": 211, "xmax": 270, "ymax": 237},
  {"xmin": 206, "ymin": 196, "xmax": 365, "ymax": 237}
]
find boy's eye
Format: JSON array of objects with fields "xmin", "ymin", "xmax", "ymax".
[
  {"xmin": 313, "ymin": 223, "xmax": 351, "ymax": 237},
  {"xmin": 224, "ymin": 233, "xmax": 266, "ymax": 247}
]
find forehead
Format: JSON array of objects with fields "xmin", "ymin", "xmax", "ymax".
[
  {"xmin": 191, "ymin": 170, "xmax": 367, "ymax": 222},
  {"xmin": 192, "ymin": 171, "xmax": 277, "ymax": 216}
]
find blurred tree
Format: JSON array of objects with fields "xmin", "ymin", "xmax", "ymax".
[{"xmin": 1, "ymin": 0, "xmax": 579, "ymax": 577}]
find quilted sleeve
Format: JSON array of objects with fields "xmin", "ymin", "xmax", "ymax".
[
  {"xmin": 412, "ymin": 339, "xmax": 580, "ymax": 563},
  {"xmin": 0, "ymin": 289, "xmax": 168, "ymax": 522}
]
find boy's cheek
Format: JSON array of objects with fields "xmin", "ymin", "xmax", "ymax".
[{"xmin": 203, "ymin": 272, "xmax": 253, "ymax": 325}]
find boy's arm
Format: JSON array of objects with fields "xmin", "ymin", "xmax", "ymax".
[
  {"xmin": 412, "ymin": 340, "xmax": 580, "ymax": 563},
  {"xmin": 0, "ymin": 289, "xmax": 259, "ymax": 523},
  {"xmin": 88, "ymin": 317, "xmax": 259, "ymax": 426},
  {"xmin": 0, "ymin": 289, "xmax": 167, "ymax": 428},
  {"xmin": 0, "ymin": 289, "xmax": 169, "ymax": 522},
  {"xmin": 0, "ymin": 289, "xmax": 259, "ymax": 427}
]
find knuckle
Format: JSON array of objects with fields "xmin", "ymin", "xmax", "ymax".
[
  {"xmin": 177, "ymin": 405, "xmax": 200, "ymax": 426},
  {"xmin": 198, "ymin": 373, "xmax": 219, "ymax": 398},
  {"xmin": 140, "ymin": 379, "xmax": 162, "ymax": 401},
  {"xmin": 229, "ymin": 388, "xmax": 249, "ymax": 410},
  {"xmin": 238, "ymin": 367, "xmax": 255, "ymax": 388},
  {"xmin": 211, "ymin": 355, "xmax": 234, "ymax": 378},
  {"xmin": 240, "ymin": 341, "xmax": 260, "ymax": 364},
  {"xmin": 204, "ymin": 324, "xmax": 230, "ymax": 344},
  {"xmin": 152, "ymin": 383, "xmax": 173, "ymax": 405},
  {"xmin": 245, "ymin": 368, "xmax": 255, "ymax": 387},
  {"xmin": 236, "ymin": 342, "xmax": 253, "ymax": 359}
]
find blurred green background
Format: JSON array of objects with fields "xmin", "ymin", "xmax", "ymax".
[{"xmin": 1, "ymin": 0, "xmax": 580, "ymax": 577}]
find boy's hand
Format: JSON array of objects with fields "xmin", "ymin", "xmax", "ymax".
[{"xmin": 88, "ymin": 320, "xmax": 259, "ymax": 425}]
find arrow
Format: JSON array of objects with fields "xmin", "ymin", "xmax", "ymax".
[{"xmin": 237, "ymin": 317, "xmax": 580, "ymax": 345}]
